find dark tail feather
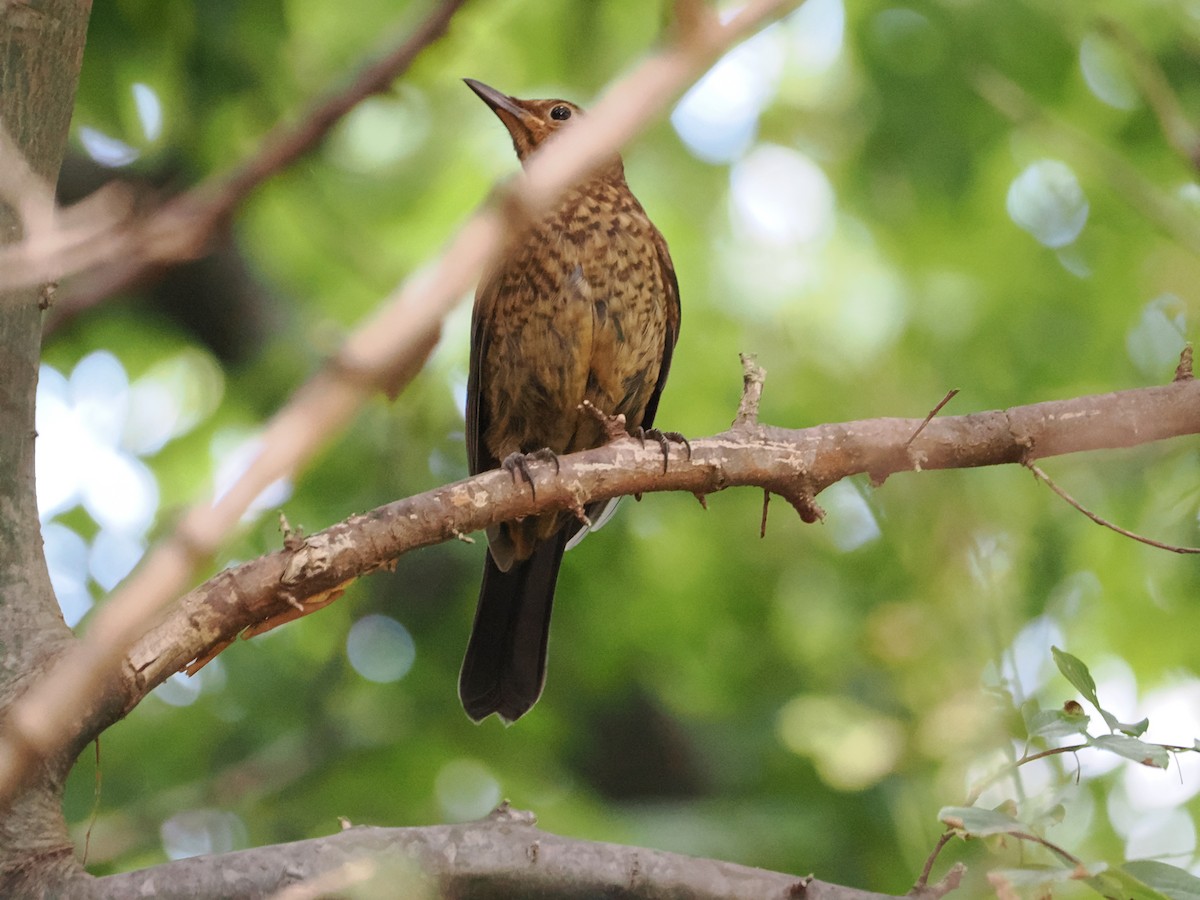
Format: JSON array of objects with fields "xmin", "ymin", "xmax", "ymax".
[{"xmin": 459, "ymin": 531, "xmax": 568, "ymax": 723}]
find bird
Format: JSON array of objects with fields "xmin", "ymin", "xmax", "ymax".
[{"xmin": 459, "ymin": 78, "xmax": 681, "ymax": 723}]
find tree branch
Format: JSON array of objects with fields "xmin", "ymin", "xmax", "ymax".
[
  {"xmin": 107, "ymin": 376, "xmax": 1200, "ymax": 730},
  {"xmin": 87, "ymin": 808, "xmax": 899, "ymax": 900}
]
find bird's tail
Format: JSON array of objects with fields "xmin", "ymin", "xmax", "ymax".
[{"xmin": 458, "ymin": 531, "xmax": 568, "ymax": 723}]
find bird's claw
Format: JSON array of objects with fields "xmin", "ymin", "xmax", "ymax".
[
  {"xmin": 634, "ymin": 428, "xmax": 691, "ymax": 473},
  {"xmin": 501, "ymin": 449, "xmax": 560, "ymax": 500},
  {"xmin": 580, "ymin": 400, "xmax": 629, "ymax": 443}
]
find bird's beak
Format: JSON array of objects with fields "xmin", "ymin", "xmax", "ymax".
[
  {"xmin": 464, "ymin": 79, "xmax": 529, "ymax": 121},
  {"xmin": 464, "ymin": 78, "xmax": 544, "ymax": 150}
]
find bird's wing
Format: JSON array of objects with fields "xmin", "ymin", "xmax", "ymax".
[
  {"xmin": 466, "ymin": 273, "xmax": 500, "ymax": 477},
  {"xmin": 639, "ymin": 228, "xmax": 681, "ymax": 431}
]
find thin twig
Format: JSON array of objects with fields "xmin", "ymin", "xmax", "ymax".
[
  {"xmin": 964, "ymin": 744, "xmax": 1086, "ymax": 807},
  {"xmin": 1028, "ymin": 462, "xmax": 1200, "ymax": 554},
  {"xmin": 914, "ymin": 830, "xmax": 955, "ymax": 891},
  {"xmin": 733, "ymin": 353, "xmax": 766, "ymax": 428},
  {"xmin": 82, "ymin": 737, "xmax": 101, "ymax": 866},
  {"xmin": 905, "ymin": 389, "xmax": 959, "ymax": 448},
  {"xmin": 1008, "ymin": 830, "xmax": 1085, "ymax": 868}
]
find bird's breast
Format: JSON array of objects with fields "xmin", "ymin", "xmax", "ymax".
[{"xmin": 480, "ymin": 182, "xmax": 671, "ymax": 459}]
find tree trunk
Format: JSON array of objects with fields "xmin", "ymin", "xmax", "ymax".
[{"xmin": 0, "ymin": 1, "xmax": 94, "ymax": 895}]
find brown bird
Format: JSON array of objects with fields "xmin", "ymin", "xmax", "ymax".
[{"xmin": 460, "ymin": 79, "xmax": 681, "ymax": 723}]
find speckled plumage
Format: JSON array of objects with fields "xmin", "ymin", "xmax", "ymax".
[{"xmin": 459, "ymin": 80, "xmax": 680, "ymax": 723}]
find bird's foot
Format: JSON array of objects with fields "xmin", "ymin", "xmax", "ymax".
[
  {"xmin": 579, "ymin": 400, "xmax": 628, "ymax": 443},
  {"xmin": 501, "ymin": 448, "xmax": 560, "ymax": 500},
  {"xmin": 634, "ymin": 427, "xmax": 691, "ymax": 473}
]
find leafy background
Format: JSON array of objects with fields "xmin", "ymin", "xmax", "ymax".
[{"xmin": 45, "ymin": 0, "xmax": 1200, "ymax": 893}]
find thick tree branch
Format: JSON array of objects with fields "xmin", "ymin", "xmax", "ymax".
[
  {"xmin": 87, "ymin": 808, "xmax": 898, "ymax": 900},
  {"xmin": 0, "ymin": 0, "xmax": 804, "ymax": 813},
  {"xmin": 110, "ymin": 376, "xmax": 1200, "ymax": 727}
]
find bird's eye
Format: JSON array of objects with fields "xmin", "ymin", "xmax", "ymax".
[{"xmin": 550, "ymin": 105, "xmax": 572, "ymax": 121}]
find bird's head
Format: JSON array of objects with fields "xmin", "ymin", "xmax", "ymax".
[{"xmin": 464, "ymin": 78, "xmax": 585, "ymax": 164}]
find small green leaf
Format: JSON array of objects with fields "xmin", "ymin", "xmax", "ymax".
[
  {"xmin": 1086, "ymin": 862, "xmax": 1183, "ymax": 900},
  {"xmin": 1090, "ymin": 734, "xmax": 1170, "ymax": 769},
  {"xmin": 1052, "ymin": 647, "xmax": 1146, "ymax": 736},
  {"xmin": 939, "ymin": 805, "xmax": 1025, "ymax": 837},
  {"xmin": 1027, "ymin": 706, "xmax": 1090, "ymax": 740},
  {"xmin": 1122, "ymin": 860, "xmax": 1200, "ymax": 900},
  {"xmin": 1117, "ymin": 717, "xmax": 1151, "ymax": 738},
  {"xmin": 1040, "ymin": 803, "xmax": 1067, "ymax": 827},
  {"xmin": 1053, "ymin": 646, "xmax": 1100, "ymax": 706}
]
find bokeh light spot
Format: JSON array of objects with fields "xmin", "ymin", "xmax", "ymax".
[
  {"xmin": 777, "ymin": 694, "xmax": 905, "ymax": 791},
  {"xmin": 1126, "ymin": 293, "xmax": 1187, "ymax": 378},
  {"xmin": 42, "ymin": 522, "xmax": 92, "ymax": 627},
  {"xmin": 672, "ymin": 28, "xmax": 784, "ymax": 163},
  {"xmin": 123, "ymin": 349, "xmax": 225, "ymax": 456},
  {"xmin": 211, "ymin": 431, "xmax": 293, "ymax": 518},
  {"xmin": 1079, "ymin": 34, "xmax": 1138, "ymax": 111},
  {"xmin": 132, "ymin": 82, "xmax": 163, "ymax": 141},
  {"xmin": 434, "ymin": 758, "xmax": 501, "ymax": 821},
  {"xmin": 78, "ymin": 126, "xmax": 139, "ymax": 167},
  {"xmin": 730, "ymin": 144, "xmax": 835, "ymax": 246},
  {"xmin": 786, "ymin": 0, "xmax": 845, "ymax": 76},
  {"xmin": 329, "ymin": 91, "xmax": 430, "ymax": 173},
  {"xmin": 155, "ymin": 671, "xmax": 202, "ymax": 707},
  {"xmin": 160, "ymin": 808, "xmax": 246, "ymax": 860},
  {"xmin": 346, "ymin": 614, "xmax": 416, "ymax": 683},
  {"xmin": 822, "ymin": 481, "xmax": 881, "ymax": 551},
  {"xmin": 1119, "ymin": 680, "xmax": 1200, "ymax": 811},
  {"xmin": 89, "ymin": 529, "xmax": 145, "ymax": 592},
  {"xmin": 37, "ymin": 353, "xmax": 161, "ymax": 535},
  {"xmin": 1006, "ymin": 160, "xmax": 1089, "ymax": 248}
]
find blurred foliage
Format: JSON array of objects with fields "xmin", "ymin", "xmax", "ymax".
[{"xmin": 46, "ymin": 0, "xmax": 1200, "ymax": 894}]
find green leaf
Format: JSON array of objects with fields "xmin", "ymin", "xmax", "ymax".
[
  {"xmin": 1086, "ymin": 863, "xmax": 1178, "ymax": 900},
  {"xmin": 1026, "ymin": 706, "xmax": 1090, "ymax": 740},
  {"xmin": 1122, "ymin": 861, "xmax": 1200, "ymax": 900},
  {"xmin": 1090, "ymin": 734, "xmax": 1170, "ymax": 769},
  {"xmin": 1052, "ymin": 647, "xmax": 1147, "ymax": 736},
  {"xmin": 1118, "ymin": 717, "xmax": 1151, "ymax": 738},
  {"xmin": 939, "ymin": 805, "xmax": 1025, "ymax": 837},
  {"xmin": 1053, "ymin": 646, "xmax": 1100, "ymax": 706}
]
